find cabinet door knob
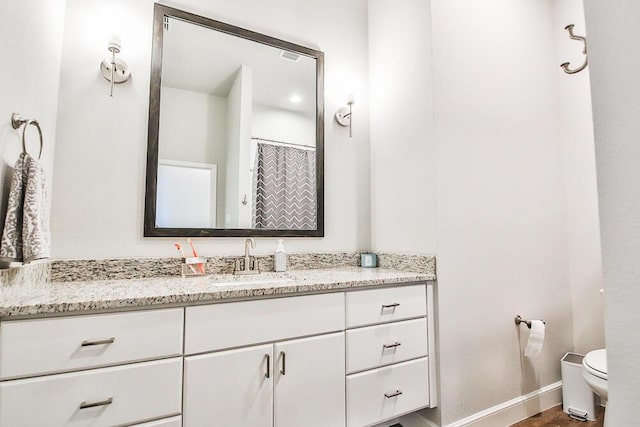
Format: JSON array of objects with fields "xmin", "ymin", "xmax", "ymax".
[
  {"xmin": 383, "ymin": 342, "xmax": 402, "ymax": 349},
  {"xmin": 280, "ymin": 351, "xmax": 286, "ymax": 375},
  {"xmin": 79, "ymin": 397, "xmax": 113, "ymax": 409},
  {"xmin": 81, "ymin": 337, "xmax": 115, "ymax": 347},
  {"xmin": 381, "ymin": 303, "xmax": 400, "ymax": 309},
  {"xmin": 265, "ymin": 354, "xmax": 270, "ymax": 379},
  {"xmin": 384, "ymin": 390, "xmax": 403, "ymax": 399}
]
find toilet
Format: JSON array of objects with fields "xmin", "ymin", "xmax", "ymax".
[{"xmin": 582, "ymin": 349, "xmax": 608, "ymax": 424}]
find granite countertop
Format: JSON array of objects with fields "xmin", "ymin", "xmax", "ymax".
[{"xmin": 0, "ymin": 267, "xmax": 435, "ymax": 318}]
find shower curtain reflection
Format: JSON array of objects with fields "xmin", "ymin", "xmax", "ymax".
[{"xmin": 253, "ymin": 142, "xmax": 316, "ymax": 230}]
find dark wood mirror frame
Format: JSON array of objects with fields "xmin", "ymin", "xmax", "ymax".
[{"xmin": 144, "ymin": 4, "xmax": 324, "ymax": 237}]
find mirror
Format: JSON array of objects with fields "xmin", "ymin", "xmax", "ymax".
[{"xmin": 145, "ymin": 4, "xmax": 324, "ymax": 237}]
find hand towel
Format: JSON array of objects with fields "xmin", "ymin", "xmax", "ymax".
[{"xmin": 0, "ymin": 153, "xmax": 50, "ymax": 263}]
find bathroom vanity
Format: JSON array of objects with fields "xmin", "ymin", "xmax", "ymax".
[{"xmin": 0, "ymin": 268, "xmax": 436, "ymax": 427}]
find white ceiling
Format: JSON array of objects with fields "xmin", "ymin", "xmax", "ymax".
[{"xmin": 162, "ymin": 17, "xmax": 317, "ymax": 115}]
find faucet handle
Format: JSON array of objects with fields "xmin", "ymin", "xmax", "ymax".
[
  {"xmin": 233, "ymin": 255, "xmax": 260, "ymax": 275},
  {"xmin": 251, "ymin": 256, "xmax": 260, "ymax": 272}
]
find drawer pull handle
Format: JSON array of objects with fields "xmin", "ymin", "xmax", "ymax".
[
  {"xmin": 381, "ymin": 303, "xmax": 400, "ymax": 309},
  {"xmin": 384, "ymin": 390, "xmax": 403, "ymax": 399},
  {"xmin": 383, "ymin": 342, "xmax": 402, "ymax": 349},
  {"xmin": 280, "ymin": 351, "xmax": 286, "ymax": 375},
  {"xmin": 81, "ymin": 337, "xmax": 115, "ymax": 347},
  {"xmin": 265, "ymin": 354, "xmax": 270, "ymax": 379},
  {"xmin": 79, "ymin": 397, "xmax": 113, "ymax": 409}
]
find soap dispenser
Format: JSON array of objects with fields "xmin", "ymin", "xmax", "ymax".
[{"xmin": 274, "ymin": 239, "xmax": 287, "ymax": 272}]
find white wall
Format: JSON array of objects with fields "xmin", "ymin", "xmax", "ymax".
[
  {"xmin": 368, "ymin": 0, "xmax": 437, "ymax": 254},
  {"xmin": 431, "ymin": 1, "xmax": 573, "ymax": 423},
  {"xmin": 224, "ymin": 66, "xmax": 251, "ymax": 228},
  {"xmin": 51, "ymin": 0, "xmax": 370, "ymax": 258},
  {"xmin": 552, "ymin": 0, "xmax": 604, "ymax": 356},
  {"xmin": 370, "ymin": 0, "xmax": 602, "ymax": 425},
  {"xmin": 583, "ymin": 1, "xmax": 640, "ymax": 424},
  {"xmin": 252, "ymin": 103, "xmax": 315, "ymax": 147},
  {"xmin": 0, "ymin": 0, "xmax": 66, "ymax": 239},
  {"xmin": 237, "ymin": 66, "xmax": 253, "ymax": 228},
  {"xmin": 158, "ymin": 86, "xmax": 227, "ymax": 164}
]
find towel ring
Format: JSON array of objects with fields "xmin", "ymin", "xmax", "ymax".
[{"xmin": 11, "ymin": 113, "xmax": 43, "ymax": 160}]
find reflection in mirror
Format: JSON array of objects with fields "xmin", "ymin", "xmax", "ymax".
[{"xmin": 145, "ymin": 4, "xmax": 324, "ymax": 237}]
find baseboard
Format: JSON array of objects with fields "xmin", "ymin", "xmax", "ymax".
[{"xmin": 446, "ymin": 381, "xmax": 563, "ymax": 427}]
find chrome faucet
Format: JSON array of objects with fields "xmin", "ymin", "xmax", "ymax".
[
  {"xmin": 234, "ymin": 238, "xmax": 260, "ymax": 275},
  {"xmin": 244, "ymin": 238, "xmax": 255, "ymax": 268}
]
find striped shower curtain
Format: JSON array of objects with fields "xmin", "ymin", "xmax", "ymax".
[{"xmin": 253, "ymin": 143, "xmax": 316, "ymax": 230}]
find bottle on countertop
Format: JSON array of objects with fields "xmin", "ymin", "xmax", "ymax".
[{"xmin": 274, "ymin": 239, "xmax": 287, "ymax": 272}]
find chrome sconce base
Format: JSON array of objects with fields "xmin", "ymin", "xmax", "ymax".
[
  {"xmin": 335, "ymin": 96, "xmax": 354, "ymax": 138},
  {"xmin": 100, "ymin": 58, "xmax": 131, "ymax": 85},
  {"xmin": 335, "ymin": 106, "xmax": 352, "ymax": 125}
]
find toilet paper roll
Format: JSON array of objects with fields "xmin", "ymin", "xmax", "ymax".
[{"xmin": 524, "ymin": 320, "xmax": 545, "ymax": 358}]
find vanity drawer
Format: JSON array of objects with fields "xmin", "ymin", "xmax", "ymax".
[
  {"xmin": 0, "ymin": 308, "xmax": 184, "ymax": 379},
  {"xmin": 346, "ymin": 284, "xmax": 426, "ymax": 328},
  {"xmin": 346, "ymin": 318, "xmax": 428, "ymax": 373},
  {"xmin": 185, "ymin": 293, "xmax": 344, "ymax": 354},
  {"xmin": 0, "ymin": 358, "xmax": 182, "ymax": 427},
  {"xmin": 346, "ymin": 357, "xmax": 429, "ymax": 427}
]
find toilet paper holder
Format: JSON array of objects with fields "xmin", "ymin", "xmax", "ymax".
[{"xmin": 515, "ymin": 315, "xmax": 546, "ymax": 329}]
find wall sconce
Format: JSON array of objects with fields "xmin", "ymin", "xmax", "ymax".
[
  {"xmin": 335, "ymin": 94, "xmax": 355, "ymax": 137},
  {"xmin": 100, "ymin": 36, "xmax": 131, "ymax": 97}
]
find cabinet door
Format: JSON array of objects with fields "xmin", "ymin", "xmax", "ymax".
[
  {"xmin": 274, "ymin": 332, "xmax": 345, "ymax": 427},
  {"xmin": 184, "ymin": 344, "xmax": 273, "ymax": 427}
]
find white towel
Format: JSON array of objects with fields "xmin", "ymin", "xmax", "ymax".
[{"xmin": 0, "ymin": 153, "xmax": 50, "ymax": 263}]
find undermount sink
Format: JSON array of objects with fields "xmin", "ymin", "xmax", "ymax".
[{"xmin": 207, "ymin": 274, "xmax": 295, "ymax": 286}]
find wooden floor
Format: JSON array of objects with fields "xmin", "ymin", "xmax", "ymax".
[{"xmin": 510, "ymin": 404, "xmax": 604, "ymax": 427}]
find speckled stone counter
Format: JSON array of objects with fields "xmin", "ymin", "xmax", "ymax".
[{"xmin": 0, "ymin": 267, "xmax": 435, "ymax": 318}]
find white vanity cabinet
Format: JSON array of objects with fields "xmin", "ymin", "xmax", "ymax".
[
  {"xmin": 183, "ymin": 293, "xmax": 346, "ymax": 427},
  {"xmin": 345, "ymin": 284, "xmax": 437, "ymax": 427},
  {"xmin": 0, "ymin": 281, "xmax": 436, "ymax": 427}
]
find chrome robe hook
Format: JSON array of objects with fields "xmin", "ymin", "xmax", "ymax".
[{"xmin": 560, "ymin": 24, "xmax": 588, "ymax": 75}]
